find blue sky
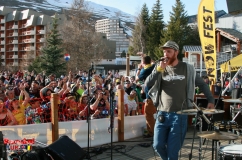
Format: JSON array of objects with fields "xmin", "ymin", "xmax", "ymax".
[{"xmin": 87, "ymin": 0, "xmax": 228, "ymax": 22}]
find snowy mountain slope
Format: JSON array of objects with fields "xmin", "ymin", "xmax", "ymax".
[
  {"xmin": 1, "ymin": 0, "xmax": 135, "ymax": 35},
  {"xmin": 2, "ymin": 0, "xmax": 134, "ymax": 22}
]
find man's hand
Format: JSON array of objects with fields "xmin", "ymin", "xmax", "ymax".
[
  {"xmin": 159, "ymin": 57, "xmax": 168, "ymax": 69},
  {"xmin": 138, "ymin": 64, "xmax": 143, "ymax": 70}
]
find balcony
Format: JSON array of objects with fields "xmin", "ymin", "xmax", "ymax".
[
  {"xmin": 23, "ymin": 30, "xmax": 35, "ymax": 35},
  {"xmin": 12, "ymin": 40, "xmax": 18, "ymax": 44},
  {"xmin": 1, "ymin": 41, "xmax": 4, "ymax": 45},
  {"xmin": 1, "ymin": 62, "xmax": 5, "ymax": 66},
  {"xmin": 38, "ymin": 30, "xmax": 45, "ymax": 34},
  {"xmin": 23, "ymin": 46, "xmax": 35, "ymax": 51},
  {"xmin": 13, "ymin": 32, "xmax": 18, "ymax": 36},
  {"xmin": 10, "ymin": 40, "xmax": 18, "ymax": 44},
  {"xmin": 1, "ymin": 34, "xmax": 5, "ymax": 37},
  {"xmin": 39, "ymin": 38, "xmax": 45, "ymax": 42},
  {"xmin": 0, "ymin": 19, "xmax": 5, "ymax": 23},
  {"xmin": 0, "ymin": 48, "xmax": 5, "ymax": 52},
  {"xmin": 9, "ymin": 47, "xmax": 18, "ymax": 51},
  {"xmin": 1, "ymin": 55, "xmax": 5, "ymax": 59},
  {"xmin": 30, "ymin": 46, "xmax": 35, "ymax": 51},
  {"xmin": 12, "ymin": 25, "xmax": 18, "ymax": 29},
  {"xmin": 13, "ymin": 62, "xmax": 18, "ymax": 66},
  {"xmin": 9, "ymin": 32, "xmax": 18, "ymax": 36},
  {"xmin": 23, "ymin": 38, "xmax": 35, "ymax": 43},
  {"xmin": 1, "ymin": 26, "xmax": 5, "ymax": 30},
  {"xmin": 12, "ymin": 55, "xmax": 18, "ymax": 59}
]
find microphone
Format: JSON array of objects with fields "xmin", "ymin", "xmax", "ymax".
[
  {"xmin": 189, "ymin": 99, "xmax": 211, "ymax": 125},
  {"xmin": 159, "ymin": 57, "xmax": 167, "ymax": 61},
  {"xmin": 155, "ymin": 57, "xmax": 168, "ymax": 63}
]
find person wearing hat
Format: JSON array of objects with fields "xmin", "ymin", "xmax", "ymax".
[
  {"xmin": 145, "ymin": 40, "xmax": 215, "ymax": 160},
  {"xmin": 136, "ymin": 55, "xmax": 156, "ymax": 138}
]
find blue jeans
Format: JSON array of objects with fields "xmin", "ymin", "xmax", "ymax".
[{"xmin": 153, "ymin": 111, "xmax": 187, "ymax": 160}]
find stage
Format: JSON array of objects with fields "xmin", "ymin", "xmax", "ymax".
[{"xmin": 83, "ymin": 126, "xmax": 242, "ymax": 160}]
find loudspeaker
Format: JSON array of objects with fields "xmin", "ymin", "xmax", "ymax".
[{"xmin": 46, "ymin": 135, "xmax": 86, "ymax": 160}]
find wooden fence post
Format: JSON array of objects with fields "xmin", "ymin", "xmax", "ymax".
[
  {"xmin": 51, "ymin": 93, "xmax": 59, "ymax": 142},
  {"xmin": 126, "ymin": 53, "xmax": 130, "ymax": 76},
  {"xmin": 118, "ymin": 89, "xmax": 124, "ymax": 141}
]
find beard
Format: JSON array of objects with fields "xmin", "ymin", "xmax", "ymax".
[{"xmin": 167, "ymin": 52, "xmax": 177, "ymax": 65}]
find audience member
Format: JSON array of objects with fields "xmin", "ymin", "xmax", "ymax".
[
  {"xmin": 9, "ymin": 83, "xmax": 30, "ymax": 125},
  {"xmin": 0, "ymin": 98, "xmax": 17, "ymax": 126},
  {"xmin": 25, "ymin": 98, "xmax": 42, "ymax": 124}
]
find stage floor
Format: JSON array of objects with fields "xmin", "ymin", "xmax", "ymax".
[{"xmin": 83, "ymin": 127, "xmax": 242, "ymax": 160}]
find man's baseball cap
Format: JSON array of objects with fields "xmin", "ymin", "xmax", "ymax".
[{"xmin": 160, "ymin": 41, "xmax": 179, "ymax": 50}]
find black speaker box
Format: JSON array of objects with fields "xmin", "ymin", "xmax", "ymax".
[{"xmin": 46, "ymin": 135, "xmax": 86, "ymax": 160}]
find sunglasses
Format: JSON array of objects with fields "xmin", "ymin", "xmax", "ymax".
[{"xmin": 7, "ymin": 87, "xmax": 14, "ymax": 90}]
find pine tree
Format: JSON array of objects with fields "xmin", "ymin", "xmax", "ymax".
[
  {"xmin": 28, "ymin": 56, "xmax": 42, "ymax": 73},
  {"xmin": 141, "ymin": 3, "xmax": 150, "ymax": 26},
  {"xmin": 147, "ymin": 0, "xmax": 165, "ymax": 60},
  {"xmin": 121, "ymin": 50, "xmax": 126, "ymax": 58},
  {"xmin": 160, "ymin": 0, "xmax": 192, "ymax": 60},
  {"xmin": 39, "ymin": 14, "xmax": 66, "ymax": 77},
  {"xmin": 131, "ymin": 3, "xmax": 150, "ymax": 55},
  {"xmin": 140, "ymin": 3, "xmax": 150, "ymax": 53}
]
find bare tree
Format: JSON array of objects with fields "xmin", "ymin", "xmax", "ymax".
[
  {"xmin": 19, "ymin": 50, "xmax": 36, "ymax": 71},
  {"xmin": 60, "ymin": 0, "xmax": 108, "ymax": 71}
]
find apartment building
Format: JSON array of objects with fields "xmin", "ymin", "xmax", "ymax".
[
  {"xmin": 95, "ymin": 17, "xmax": 129, "ymax": 57},
  {"xmin": 0, "ymin": 6, "xmax": 58, "ymax": 68}
]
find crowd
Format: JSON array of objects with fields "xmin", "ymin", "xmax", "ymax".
[{"xmin": 0, "ymin": 69, "xmax": 145, "ymax": 126}]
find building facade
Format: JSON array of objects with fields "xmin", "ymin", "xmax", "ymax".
[
  {"xmin": 0, "ymin": 6, "xmax": 62, "ymax": 68},
  {"xmin": 95, "ymin": 17, "xmax": 129, "ymax": 57}
]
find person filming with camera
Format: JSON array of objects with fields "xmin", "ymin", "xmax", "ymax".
[{"xmin": 90, "ymin": 88, "xmax": 110, "ymax": 119}]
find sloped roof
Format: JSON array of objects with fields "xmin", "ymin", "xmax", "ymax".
[
  {"xmin": 188, "ymin": 10, "xmax": 227, "ymax": 23},
  {"xmin": 216, "ymin": 28, "xmax": 242, "ymax": 41},
  {"xmin": 183, "ymin": 45, "xmax": 202, "ymax": 53}
]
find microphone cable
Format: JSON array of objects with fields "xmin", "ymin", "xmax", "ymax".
[{"xmin": 179, "ymin": 98, "xmax": 187, "ymax": 160}]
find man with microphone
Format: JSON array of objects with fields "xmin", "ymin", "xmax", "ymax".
[{"xmin": 145, "ymin": 41, "xmax": 214, "ymax": 160}]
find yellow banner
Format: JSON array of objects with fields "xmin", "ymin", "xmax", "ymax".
[
  {"xmin": 220, "ymin": 54, "xmax": 242, "ymax": 72},
  {"xmin": 197, "ymin": 0, "xmax": 216, "ymax": 84}
]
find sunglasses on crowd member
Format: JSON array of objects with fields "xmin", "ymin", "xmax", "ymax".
[{"xmin": 7, "ymin": 87, "xmax": 14, "ymax": 90}]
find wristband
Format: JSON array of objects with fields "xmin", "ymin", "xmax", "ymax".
[{"xmin": 157, "ymin": 66, "xmax": 165, "ymax": 72}]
